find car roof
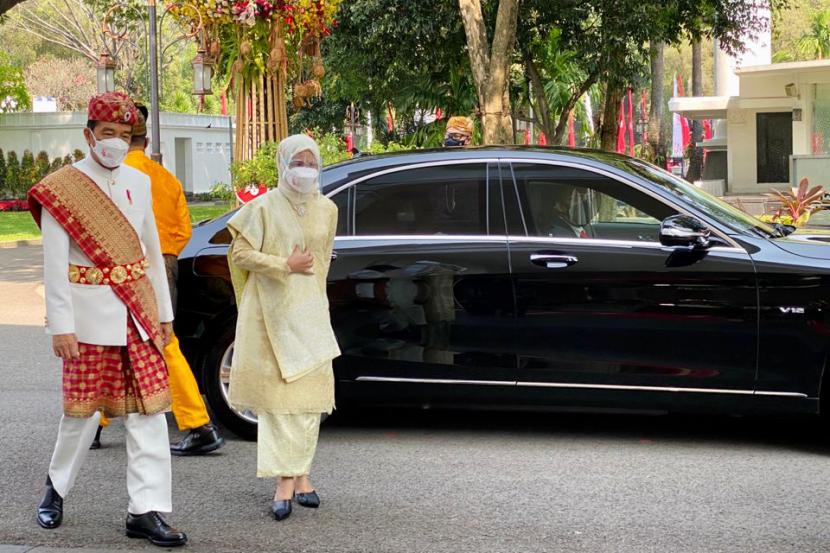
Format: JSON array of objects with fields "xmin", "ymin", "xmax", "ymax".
[{"xmin": 321, "ymin": 146, "xmax": 636, "ymax": 189}]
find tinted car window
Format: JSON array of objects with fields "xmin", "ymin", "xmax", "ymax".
[
  {"xmin": 510, "ymin": 163, "xmax": 676, "ymax": 241},
  {"xmin": 354, "ymin": 164, "xmax": 490, "ymax": 236},
  {"xmin": 330, "ymin": 185, "xmax": 350, "ymax": 236}
]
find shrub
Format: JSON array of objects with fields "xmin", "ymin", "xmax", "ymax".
[
  {"xmin": 35, "ymin": 151, "xmax": 50, "ymax": 180},
  {"xmin": 760, "ymin": 178, "xmax": 825, "ymax": 227},
  {"xmin": 5, "ymin": 151, "xmax": 20, "ymax": 199},
  {"xmin": 209, "ymin": 182, "xmax": 235, "ymax": 202},
  {"xmin": 231, "ymin": 133, "xmax": 415, "ymax": 191},
  {"xmin": 231, "ymin": 142, "xmax": 279, "ymax": 188},
  {"xmin": 49, "ymin": 158, "xmax": 63, "ymax": 174},
  {"xmin": 0, "ymin": 148, "xmax": 6, "ymax": 192},
  {"xmin": 62, "ymin": 154, "xmax": 73, "ymax": 166},
  {"xmin": 72, "ymin": 149, "xmax": 85, "ymax": 162},
  {"xmin": 20, "ymin": 150, "xmax": 36, "ymax": 193}
]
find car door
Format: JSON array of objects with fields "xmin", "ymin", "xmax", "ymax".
[
  {"xmin": 502, "ymin": 160, "xmax": 759, "ymax": 406},
  {"xmin": 326, "ymin": 161, "xmax": 517, "ymax": 403}
]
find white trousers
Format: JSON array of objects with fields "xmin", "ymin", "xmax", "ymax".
[{"xmin": 47, "ymin": 411, "xmax": 173, "ymax": 515}]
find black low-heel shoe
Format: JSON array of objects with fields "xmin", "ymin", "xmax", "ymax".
[
  {"xmin": 271, "ymin": 500, "xmax": 292, "ymax": 521},
  {"xmin": 295, "ymin": 491, "xmax": 320, "ymax": 509}
]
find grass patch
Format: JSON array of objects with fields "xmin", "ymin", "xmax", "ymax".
[
  {"xmin": 0, "ymin": 202, "xmax": 234, "ymax": 242},
  {"xmin": 0, "ymin": 212, "xmax": 41, "ymax": 242},
  {"xmin": 190, "ymin": 203, "xmax": 233, "ymax": 223}
]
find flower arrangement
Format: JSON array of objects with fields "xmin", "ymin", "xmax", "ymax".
[{"xmin": 170, "ymin": 0, "xmax": 337, "ymax": 36}]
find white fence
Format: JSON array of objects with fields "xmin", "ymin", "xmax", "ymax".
[{"xmin": 0, "ymin": 111, "xmax": 233, "ymax": 194}]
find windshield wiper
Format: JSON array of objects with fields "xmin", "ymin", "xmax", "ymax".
[{"xmin": 771, "ymin": 223, "xmax": 796, "ymax": 238}]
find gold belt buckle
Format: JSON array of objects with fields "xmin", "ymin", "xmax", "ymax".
[
  {"xmin": 68, "ymin": 258, "xmax": 147, "ymax": 285},
  {"xmin": 110, "ymin": 265, "xmax": 128, "ymax": 284}
]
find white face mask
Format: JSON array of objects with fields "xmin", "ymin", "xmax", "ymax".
[
  {"xmin": 285, "ymin": 166, "xmax": 319, "ymax": 194},
  {"xmin": 90, "ymin": 136, "xmax": 129, "ymax": 169}
]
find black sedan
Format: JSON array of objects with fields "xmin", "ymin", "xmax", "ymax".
[{"xmin": 175, "ymin": 147, "xmax": 830, "ymax": 439}]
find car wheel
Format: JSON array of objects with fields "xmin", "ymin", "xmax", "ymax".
[{"xmin": 203, "ymin": 323, "xmax": 258, "ymax": 440}]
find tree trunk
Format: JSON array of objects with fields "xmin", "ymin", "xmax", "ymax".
[
  {"xmin": 686, "ymin": 39, "xmax": 705, "ymax": 182},
  {"xmin": 551, "ymin": 71, "xmax": 599, "ymax": 144},
  {"xmin": 648, "ymin": 41, "xmax": 666, "ymax": 163},
  {"xmin": 459, "ymin": 0, "xmax": 518, "ymax": 144},
  {"xmin": 600, "ymin": 81, "xmax": 624, "ymax": 152},
  {"xmin": 527, "ymin": 59, "xmax": 556, "ymax": 139}
]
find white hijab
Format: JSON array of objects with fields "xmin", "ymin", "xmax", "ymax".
[{"xmin": 277, "ymin": 134, "xmax": 322, "ymax": 202}]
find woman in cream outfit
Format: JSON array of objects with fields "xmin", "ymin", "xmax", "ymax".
[{"xmin": 227, "ymin": 134, "xmax": 340, "ymax": 521}]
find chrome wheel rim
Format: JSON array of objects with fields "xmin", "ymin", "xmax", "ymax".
[{"xmin": 219, "ymin": 341, "xmax": 258, "ymax": 425}]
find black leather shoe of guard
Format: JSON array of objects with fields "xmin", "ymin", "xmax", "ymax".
[{"xmin": 170, "ymin": 424, "xmax": 225, "ymax": 456}]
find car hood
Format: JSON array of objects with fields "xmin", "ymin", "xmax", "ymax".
[{"xmin": 773, "ymin": 230, "xmax": 830, "ymax": 260}]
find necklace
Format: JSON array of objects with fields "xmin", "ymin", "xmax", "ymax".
[{"xmin": 291, "ymin": 202, "xmax": 307, "ymax": 217}]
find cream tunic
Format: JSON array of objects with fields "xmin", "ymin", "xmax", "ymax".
[{"xmin": 227, "ymin": 186, "xmax": 340, "ymax": 415}]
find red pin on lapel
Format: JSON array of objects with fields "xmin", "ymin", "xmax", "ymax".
[{"xmin": 126, "ymin": 189, "xmax": 133, "ymax": 205}]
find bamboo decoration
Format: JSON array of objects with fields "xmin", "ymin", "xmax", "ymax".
[{"xmin": 232, "ymin": 69, "xmax": 289, "ymax": 162}]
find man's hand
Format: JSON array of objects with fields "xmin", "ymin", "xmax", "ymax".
[
  {"xmin": 160, "ymin": 322, "xmax": 173, "ymax": 347},
  {"xmin": 53, "ymin": 333, "xmax": 80, "ymax": 360},
  {"xmin": 287, "ymin": 245, "xmax": 314, "ymax": 274}
]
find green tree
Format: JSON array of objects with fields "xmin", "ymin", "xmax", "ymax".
[
  {"xmin": 0, "ymin": 148, "xmax": 6, "ymax": 195},
  {"xmin": 5, "ymin": 151, "xmax": 20, "ymax": 199},
  {"xmin": 323, "ymin": 0, "xmax": 473, "ymax": 141},
  {"xmin": 72, "ymin": 149, "xmax": 85, "ymax": 162},
  {"xmin": 797, "ymin": 9, "xmax": 830, "ymax": 59},
  {"xmin": 62, "ymin": 154, "xmax": 73, "ymax": 166},
  {"xmin": 0, "ymin": 51, "xmax": 30, "ymax": 112},
  {"xmin": 19, "ymin": 150, "xmax": 36, "ymax": 192},
  {"xmin": 35, "ymin": 151, "xmax": 51, "ymax": 181},
  {"xmin": 49, "ymin": 157, "xmax": 63, "ymax": 174}
]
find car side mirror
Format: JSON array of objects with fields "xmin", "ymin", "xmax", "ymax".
[{"xmin": 660, "ymin": 215, "xmax": 711, "ymax": 249}]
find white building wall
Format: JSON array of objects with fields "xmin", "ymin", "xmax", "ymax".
[
  {"xmin": 727, "ymin": 71, "xmax": 816, "ymax": 193},
  {"xmin": 0, "ymin": 111, "xmax": 233, "ymax": 194}
]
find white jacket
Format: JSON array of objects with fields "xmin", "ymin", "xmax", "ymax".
[{"xmin": 42, "ymin": 156, "xmax": 174, "ymax": 346}]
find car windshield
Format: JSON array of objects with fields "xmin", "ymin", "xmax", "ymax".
[{"xmin": 619, "ymin": 159, "xmax": 778, "ymax": 238}]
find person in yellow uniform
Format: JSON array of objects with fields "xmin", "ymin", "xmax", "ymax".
[
  {"xmin": 443, "ymin": 115, "xmax": 473, "ymax": 146},
  {"xmin": 93, "ymin": 104, "xmax": 225, "ymax": 456}
]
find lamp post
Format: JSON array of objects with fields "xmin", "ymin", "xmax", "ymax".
[
  {"xmin": 95, "ymin": 53, "xmax": 117, "ymax": 94},
  {"xmin": 191, "ymin": 46, "xmax": 214, "ymax": 96},
  {"xmin": 103, "ymin": 1, "xmax": 207, "ymax": 165},
  {"xmin": 146, "ymin": 0, "xmax": 163, "ymax": 162}
]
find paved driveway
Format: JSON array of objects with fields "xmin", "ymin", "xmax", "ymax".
[{"xmin": 1, "ymin": 245, "xmax": 830, "ymax": 553}]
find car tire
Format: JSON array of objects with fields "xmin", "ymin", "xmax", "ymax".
[{"xmin": 203, "ymin": 322, "xmax": 258, "ymax": 441}]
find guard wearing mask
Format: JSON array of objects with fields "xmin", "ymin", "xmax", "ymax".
[
  {"xmin": 28, "ymin": 92, "xmax": 187, "ymax": 547},
  {"xmin": 443, "ymin": 116, "xmax": 474, "ymax": 146}
]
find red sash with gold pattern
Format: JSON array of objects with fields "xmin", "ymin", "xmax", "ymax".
[{"xmin": 28, "ymin": 166, "xmax": 164, "ymax": 353}]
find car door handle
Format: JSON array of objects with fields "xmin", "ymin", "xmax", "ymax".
[{"xmin": 530, "ymin": 253, "xmax": 578, "ymax": 269}]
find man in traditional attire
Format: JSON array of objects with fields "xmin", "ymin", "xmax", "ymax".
[
  {"xmin": 29, "ymin": 92, "xmax": 187, "ymax": 547},
  {"xmin": 443, "ymin": 115, "xmax": 474, "ymax": 146},
  {"xmin": 92, "ymin": 103, "xmax": 225, "ymax": 456}
]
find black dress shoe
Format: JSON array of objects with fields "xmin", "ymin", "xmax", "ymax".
[
  {"xmin": 295, "ymin": 490, "xmax": 320, "ymax": 508},
  {"xmin": 37, "ymin": 476, "xmax": 63, "ymax": 529},
  {"xmin": 89, "ymin": 425, "xmax": 103, "ymax": 450},
  {"xmin": 170, "ymin": 424, "xmax": 225, "ymax": 456},
  {"xmin": 125, "ymin": 511, "xmax": 187, "ymax": 547},
  {"xmin": 271, "ymin": 500, "xmax": 292, "ymax": 521}
]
